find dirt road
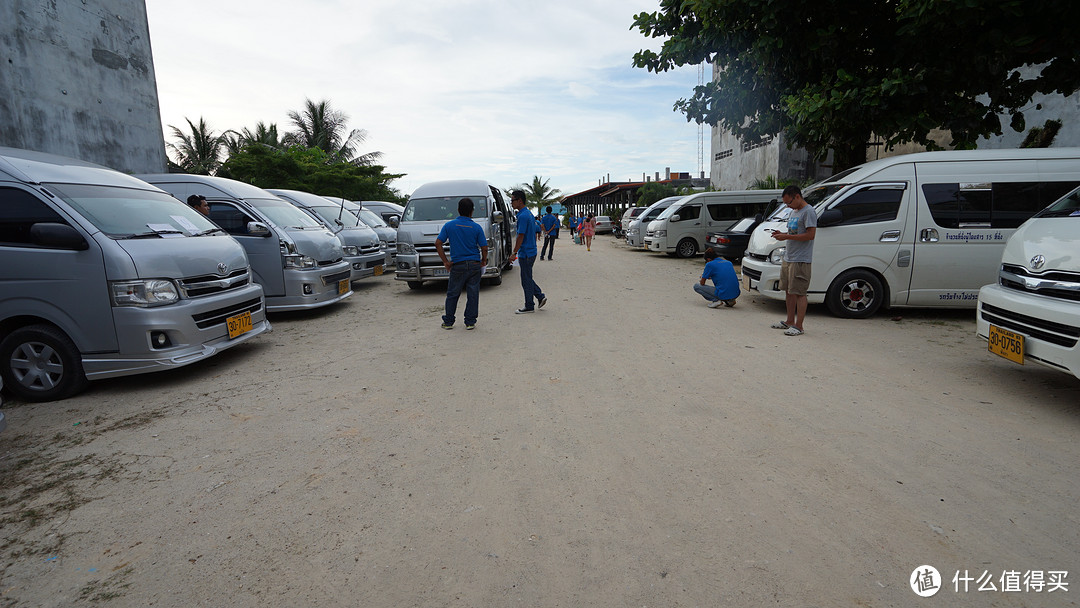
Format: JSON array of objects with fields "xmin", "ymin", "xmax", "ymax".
[{"xmin": 2, "ymin": 235, "xmax": 1078, "ymax": 607}]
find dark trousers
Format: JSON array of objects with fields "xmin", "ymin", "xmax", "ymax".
[
  {"xmin": 541, "ymin": 234, "xmax": 556, "ymax": 259},
  {"xmin": 443, "ymin": 260, "xmax": 483, "ymax": 326},
  {"xmin": 518, "ymin": 255, "xmax": 544, "ymax": 310}
]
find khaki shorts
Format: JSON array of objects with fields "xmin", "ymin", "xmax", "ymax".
[{"xmin": 779, "ymin": 261, "xmax": 812, "ymax": 296}]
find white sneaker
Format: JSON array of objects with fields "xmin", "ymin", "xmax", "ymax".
[{"xmin": 707, "ymin": 300, "xmax": 722, "ymax": 308}]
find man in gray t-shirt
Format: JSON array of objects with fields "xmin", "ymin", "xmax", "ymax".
[{"xmin": 769, "ymin": 185, "xmax": 818, "ymax": 335}]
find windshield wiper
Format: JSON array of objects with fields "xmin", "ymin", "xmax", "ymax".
[
  {"xmin": 116, "ymin": 229, "xmax": 185, "ymax": 239},
  {"xmin": 193, "ymin": 227, "xmax": 226, "ymax": 236}
]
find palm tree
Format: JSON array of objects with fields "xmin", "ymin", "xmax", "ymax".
[
  {"xmin": 223, "ymin": 122, "xmax": 283, "ymax": 157},
  {"xmin": 523, "ymin": 176, "xmax": 562, "ymax": 211},
  {"xmin": 167, "ymin": 117, "xmax": 224, "ymax": 175},
  {"xmin": 285, "ymin": 99, "xmax": 382, "ymax": 165}
]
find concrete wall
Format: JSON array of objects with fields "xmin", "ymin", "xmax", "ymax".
[{"xmin": 0, "ymin": 0, "xmax": 166, "ymax": 173}]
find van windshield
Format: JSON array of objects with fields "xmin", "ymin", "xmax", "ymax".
[
  {"xmin": 248, "ymin": 198, "xmax": 324, "ymax": 229},
  {"xmin": 404, "ymin": 196, "xmax": 489, "ymax": 221},
  {"xmin": 44, "ymin": 183, "xmax": 219, "ymax": 237},
  {"xmin": 308, "ymin": 204, "xmax": 362, "ymax": 228},
  {"xmin": 1034, "ymin": 186, "xmax": 1080, "ymax": 218},
  {"xmin": 357, "ymin": 208, "xmax": 388, "ymax": 228},
  {"xmin": 656, "ymin": 204, "xmax": 683, "ymax": 220}
]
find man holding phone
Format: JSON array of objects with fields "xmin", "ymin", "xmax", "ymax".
[{"xmin": 769, "ymin": 185, "xmax": 817, "ymax": 336}]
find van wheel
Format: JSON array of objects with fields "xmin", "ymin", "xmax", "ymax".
[
  {"xmin": 676, "ymin": 238, "xmax": 698, "ymax": 258},
  {"xmin": 407, "ymin": 281, "xmax": 423, "ymax": 290},
  {"xmin": 0, "ymin": 325, "xmax": 88, "ymax": 402},
  {"xmin": 826, "ymin": 270, "xmax": 884, "ymax": 319}
]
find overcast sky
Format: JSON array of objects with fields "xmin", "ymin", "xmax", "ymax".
[{"xmin": 145, "ymin": 0, "xmax": 703, "ymax": 199}]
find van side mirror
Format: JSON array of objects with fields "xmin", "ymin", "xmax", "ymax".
[
  {"xmin": 754, "ymin": 213, "xmax": 764, "ymax": 224},
  {"xmin": 247, "ymin": 221, "xmax": 272, "ymax": 236},
  {"xmin": 817, "ymin": 209, "xmax": 842, "ymax": 228},
  {"xmin": 493, "ymin": 211, "xmax": 505, "ymax": 224},
  {"xmin": 671, "ymin": 214, "xmax": 681, "ymax": 222},
  {"xmin": 31, "ymin": 223, "xmax": 88, "ymax": 250},
  {"xmin": 388, "ymin": 215, "xmax": 400, "ymax": 228}
]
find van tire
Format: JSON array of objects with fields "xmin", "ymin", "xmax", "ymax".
[
  {"xmin": 676, "ymin": 238, "xmax": 698, "ymax": 258},
  {"xmin": 826, "ymin": 270, "xmax": 884, "ymax": 319},
  {"xmin": 0, "ymin": 325, "xmax": 88, "ymax": 402},
  {"xmin": 407, "ymin": 281, "xmax": 424, "ymax": 290}
]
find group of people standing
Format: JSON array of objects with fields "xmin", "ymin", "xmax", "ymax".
[{"xmin": 567, "ymin": 213, "xmax": 596, "ymax": 251}]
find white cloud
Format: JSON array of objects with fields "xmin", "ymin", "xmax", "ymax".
[{"xmin": 146, "ymin": 0, "xmax": 703, "ymax": 197}]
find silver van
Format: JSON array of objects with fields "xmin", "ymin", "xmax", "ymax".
[
  {"xmin": 138, "ymin": 175, "xmax": 353, "ymax": 312},
  {"xmin": 1, "ymin": 148, "xmax": 270, "ymax": 402},
  {"xmin": 361, "ymin": 200, "xmax": 405, "ymax": 225},
  {"xmin": 335, "ymin": 200, "xmax": 398, "ymax": 266},
  {"xmin": 268, "ymin": 189, "xmax": 386, "ymax": 281},
  {"xmin": 394, "ymin": 180, "xmax": 516, "ymax": 289},
  {"xmin": 645, "ymin": 189, "xmax": 782, "ymax": 257}
]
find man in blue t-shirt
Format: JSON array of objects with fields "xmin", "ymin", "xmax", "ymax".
[
  {"xmin": 694, "ymin": 248, "xmax": 740, "ymax": 308},
  {"xmin": 568, "ymin": 214, "xmax": 579, "ymax": 239},
  {"xmin": 435, "ymin": 197, "xmax": 488, "ymax": 329},
  {"xmin": 510, "ymin": 190, "xmax": 547, "ymax": 314},
  {"xmin": 540, "ymin": 206, "xmax": 560, "ymax": 260}
]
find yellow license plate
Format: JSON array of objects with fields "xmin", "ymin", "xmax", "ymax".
[
  {"xmin": 988, "ymin": 324, "xmax": 1024, "ymax": 365},
  {"xmin": 374, "ymin": 265, "xmax": 384, "ymax": 276},
  {"xmin": 338, "ymin": 279, "xmax": 350, "ymax": 294},
  {"xmin": 226, "ymin": 311, "xmax": 253, "ymax": 339}
]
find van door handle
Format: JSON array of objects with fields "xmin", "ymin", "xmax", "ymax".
[
  {"xmin": 920, "ymin": 228, "xmax": 939, "ymax": 242},
  {"xmin": 879, "ymin": 230, "xmax": 901, "ymax": 242}
]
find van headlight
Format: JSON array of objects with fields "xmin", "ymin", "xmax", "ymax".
[
  {"xmin": 283, "ymin": 253, "xmax": 317, "ymax": 269},
  {"xmin": 111, "ymin": 279, "xmax": 180, "ymax": 307},
  {"xmin": 769, "ymin": 248, "xmax": 786, "ymax": 264},
  {"xmin": 628, "ymin": 227, "xmax": 638, "ymax": 235},
  {"xmin": 654, "ymin": 229, "xmax": 666, "ymax": 237},
  {"xmin": 342, "ymin": 245, "xmax": 359, "ymax": 256},
  {"xmin": 398, "ymin": 242, "xmax": 415, "ymax": 254}
]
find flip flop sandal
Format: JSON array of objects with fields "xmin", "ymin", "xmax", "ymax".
[
  {"xmin": 784, "ymin": 327, "xmax": 804, "ymax": 336},
  {"xmin": 770, "ymin": 321, "xmax": 790, "ymax": 329}
]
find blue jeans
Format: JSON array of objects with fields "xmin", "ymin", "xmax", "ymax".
[
  {"xmin": 518, "ymin": 255, "xmax": 544, "ymax": 310},
  {"xmin": 444, "ymin": 260, "xmax": 483, "ymax": 325},
  {"xmin": 541, "ymin": 234, "xmax": 556, "ymax": 259},
  {"xmin": 694, "ymin": 283, "xmax": 719, "ymax": 301}
]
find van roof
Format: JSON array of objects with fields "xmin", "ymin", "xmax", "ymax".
[
  {"xmin": 832, "ymin": 148, "xmax": 1080, "ymax": 185},
  {"xmin": 410, "ymin": 179, "xmax": 492, "ymax": 199},
  {"xmin": 266, "ymin": 188, "xmax": 335, "ymax": 208},
  {"xmin": 136, "ymin": 173, "xmax": 278, "ymax": 200},
  {"xmin": 0, "ymin": 146, "xmax": 163, "ymax": 191}
]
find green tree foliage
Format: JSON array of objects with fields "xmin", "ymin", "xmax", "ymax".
[
  {"xmin": 635, "ymin": 182, "xmax": 678, "ymax": 206},
  {"xmin": 285, "ymin": 99, "xmax": 382, "ymax": 165},
  {"xmin": 632, "ymin": 0, "xmax": 1080, "ymax": 171},
  {"xmin": 218, "ymin": 145, "xmax": 406, "ymax": 203},
  {"xmin": 1021, "ymin": 120, "xmax": 1063, "ymax": 148},
  {"xmin": 224, "ymin": 122, "xmax": 284, "ymax": 156},
  {"xmin": 167, "ymin": 117, "xmax": 224, "ymax": 175},
  {"xmin": 507, "ymin": 176, "xmax": 562, "ymax": 212}
]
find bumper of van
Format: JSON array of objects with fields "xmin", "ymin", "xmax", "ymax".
[
  {"xmin": 741, "ymin": 257, "xmax": 785, "ymax": 301},
  {"xmin": 267, "ymin": 262, "xmax": 354, "ymax": 312},
  {"xmin": 347, "ymin": 251, "xmax": 387, "ymax": 281},
  {"xmin": 976, "ymin": 284, "xmax": 1080, "ymax": 379},
  {"xmin": 395, "ymin": 255, "xmax": 500, "ymax": 282},
  {"xmin": 84, "ymin": 284, "xmax": 272, "ymax": 380}
]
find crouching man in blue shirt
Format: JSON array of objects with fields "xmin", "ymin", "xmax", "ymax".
[
  {"xmin": 694, "ymin": 248, "xmax": 740, "ymax": 308},
  {"xmin": 435, "ymin": 197, "xmax": 488, "ymax": 330}
]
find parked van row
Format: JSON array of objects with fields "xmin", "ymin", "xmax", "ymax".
[{"xmin": 740, "ymin": 149, "xmax": 1080, "ymax": 319}]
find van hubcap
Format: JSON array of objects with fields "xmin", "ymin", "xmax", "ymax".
[{"xmin": 10, "ymin": 342, "xmax": 63, "ymax": 390}]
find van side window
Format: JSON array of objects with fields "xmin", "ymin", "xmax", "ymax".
[
  {"xmin": 0, "ymin": 187, "xmax": 67, "ymax": 246},
  {"xmin": 676, "ymin": 204, "xmax": 701, "ymax": 221},
  {"xmin": 923, "ymin": 181, "xmax": 1080, "ymax": 229},
  {"xmin": 207, "ymin": 202, "xmax": 256, "ymax": 235},
  {"xmin": 831, "ymin": 187, "xmax": 903, "ymax": 225}
]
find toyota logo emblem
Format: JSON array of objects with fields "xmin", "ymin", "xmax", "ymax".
[
  {"xmin": 218, "ymin": 262, "xmax": 229, "ymax": 274},
  {"xmin": 1030, "ymin": 254, "xmax": 1045, "ymax": 270}
]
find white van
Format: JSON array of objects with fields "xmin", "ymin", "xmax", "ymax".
[
  {"xmin": 645, "ymin": 190, "xmax": 782, "ymax": 257},
  {"xmin": 976, "ymin": 185, "xmax": 1080, "ymax": 379},
  {"xmin": 1, "ymin": 148, "xmax": 270, "ymax": 402},
  {"xmin": 625, "ymin": 196, "xmax": 683, "ymax": 248},
  {"xmin": 741, "ymin": 149, "xmax": 1080, "ymax": 318},
  {"xmin": 138, "ymin": 175, "xmax": 354, "ymax": 312}
]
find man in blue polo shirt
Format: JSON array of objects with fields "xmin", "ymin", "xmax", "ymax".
[
  {"xmin": 435, "ymin": 197, "xmax": 488, "ymax": 330},
  {"xmin": 540, "ymin": 206, "xmax": 559, "ymax": 260},
  {"xmin": 694, "ymin": 248, "xmax": 740, "ymax": 308},
  {"xmin": 510, "ymin": 190, "xmax": 547, "ymax": 314}
]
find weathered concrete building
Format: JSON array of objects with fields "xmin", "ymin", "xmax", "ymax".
[{"xmin": 0, "ymin": 0, "xmax": 165, "ymax": 173}]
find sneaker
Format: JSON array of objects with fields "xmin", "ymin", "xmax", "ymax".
[
  {"xmin": 515, "ymin": 308, "xmax": 534, "ymax": 314},
  {"xmin": 723, "ymin": 299, "xmax": 737, "ymax": 307},
  {"xmin": 465, "ymin": 324, "xmax": 476, "ymax": 330},
  {"xmin": 707, "ymin": 300, "xmax": 722, "ymax": 308},
  {"xmin": 538, "ymin": 296, "xmax": 548, "ymax": 309},
  {"xmin": 441, "ymin": 323, "xmax": 454, "ymax": 330}
]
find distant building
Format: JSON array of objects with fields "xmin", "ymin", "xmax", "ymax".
[
  {"xmin": 562, "ymin": 168, "xmax": 709, "ymax": 217},
  {"xmin": 0, "ymin": 0, "xmax": 166, "ymax": 173}
]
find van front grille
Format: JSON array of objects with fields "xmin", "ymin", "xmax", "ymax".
[
  {"xmin": 179, "ymin": 269, "xmax": 251, "ymax": 298},
  {"xmin": 322, "ymin": 269, "xmax": 352, "ymax": 285},
  {"xmin": 742, "ymin": 267, "xmax": 762, "ymax": 281},
  {"xmin": 317, "ymin": 257, "xmax": 344, "ymax": 266},
  {"xmin": 192, "ymin": 297, "xmax": 262, "ymax": 329},
  {"xmin": 999, "ymin": 264, "xmax": 1080, "ymax": 302},
  {"xmin": 980, "ymin": 302, "xmax": 1080, "ymax": 348}
]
